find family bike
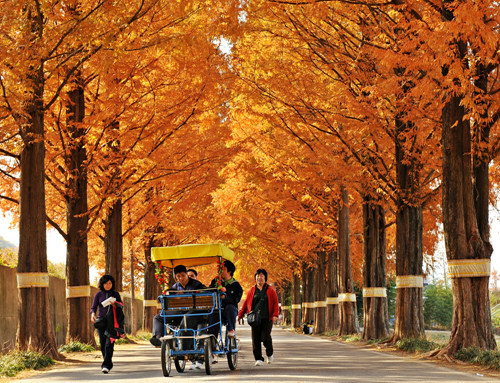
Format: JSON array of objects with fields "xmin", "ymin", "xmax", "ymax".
[{"xmin": 151, "ymin": 243, "xmax": 239, "ymax": 376}]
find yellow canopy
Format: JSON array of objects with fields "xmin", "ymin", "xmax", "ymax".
[{"xmin": 151, "ymin": 243, "xmax": 234, "ymax": 268}]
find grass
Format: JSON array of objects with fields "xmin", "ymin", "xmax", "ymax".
[
  {"xmin": 340, "ymin": 334, "xmax": 363, "ymax": 342},
  {"xmin": 323, "ymin": 330, "xmax": 339, "ymax": 337},
  {"xmin": 0, "ymin": 350, "xmax": 54, "ymax": 377},
  {"xmin": 113, "ymin": 337, "xmax": 132, "ymax": 345},
  {"xmin": 113, "ymin": 331, "xmax": 153, "ymax": 345},
  {"xmin": 425, "ymin": 331, "xmax": 450, "ymax": 345},
  {"xmin": 395, "ymin": 337, "xmax": 443, "ymax": 353},
  {"xmin": 128, "ymin": 331, "xmax": 151, "ymax": 342},
  {"xmin": 454, "ymin": 347, "xmax": 500, "ymax": 370},
  {"xmin": 58, "ymin": 341, "xmax": 95, "ymax": 353},
  {"xmin": 367, "ymin": 337, "xmax": 390, "ymax": 345}
]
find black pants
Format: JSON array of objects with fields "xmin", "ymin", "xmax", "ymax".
[
  {"xmin": 154, "ymin": 311, "xmax": 205, "ymax": 351},
  {"xmin": 207, "ymin": 304, "xmax": 238, "ymax": 337},
  {"xmin": 98, "ymin": 328, "xmax": 114, "ymax": 370},
  {"xmin": 153, "ymin": 312, "xmax": 182, "ymax": 337},
  {"xmin": 251, "ymin": 319, "xmax": 273, "ymax": 361},
  {"xmin": 179, "ymin": 313, "xmax": 207, "ymax": 351}
]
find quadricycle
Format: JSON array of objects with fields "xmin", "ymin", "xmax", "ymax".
[{"xmin": 151, "ymin": 243, "xmax": 239, "ymax": 376}]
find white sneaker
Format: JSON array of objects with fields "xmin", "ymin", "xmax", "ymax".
[
  {"xmin": 189, "ymin": 361, "xmax": 202, "ymax": 370},
  {"xmin": 101, "ymin": 367, "xmax": 109, "ymax": 374},
  {"xmin": 267, "ymin": 355, "xmax": 274, "ymax": 364},
  {"xmin": 255, "ymin": 360, "xmax": 264, "ymax": 366}
]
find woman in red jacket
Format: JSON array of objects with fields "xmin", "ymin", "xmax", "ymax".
[{"xmin": 238, "ymin": 268, "xmax": 279, "ymax": 366}]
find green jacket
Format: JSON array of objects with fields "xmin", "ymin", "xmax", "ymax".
[{"xmin": 210, "ymin": 277, "xmax": 243, "ymax": 307}]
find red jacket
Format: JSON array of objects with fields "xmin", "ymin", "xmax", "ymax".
[{"xmin": 238, "ymin": 283, "xmax": 279, "ymax": 321}]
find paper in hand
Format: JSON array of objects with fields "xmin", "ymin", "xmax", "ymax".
[{"xmin": 102, "ymin": 296, "xmax": 116, "ymax": 307}]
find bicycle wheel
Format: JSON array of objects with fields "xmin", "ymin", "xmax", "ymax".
[
  {"xmin": 161, "ymin": 340, "xmax": 172, "ymax": 377},
  {"xmin": 204, "ymin": 338, "xmax": 213, "ymax": 375},
  {"xmin": 227, "ymin": 336, "xmax": 238, "ymax": 370},
  {"xmin": 174, "ymin": 356, "xmax": 186, "ymax": 373}
]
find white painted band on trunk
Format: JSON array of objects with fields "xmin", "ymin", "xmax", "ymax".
[
  {"xmin": 302, "ymin": 302, "xmax": 314, "ymax": 308},
  {"xmin": 120, "ymin": 291, "xmax": 131, "ymax": 298},
  {"xmin": 66, "ymin": 285, "xmax": 91, "ymax": 298},
  {"xmin": 448, "ymin": 259, "xmax": 490, "ymax": 278},
  {"xmin": 314, "ymin": 301, "xmax": 327, "ymax": 307},
  {"xmin": 281, "ymin": 306, "xmax": 290, "ymax": 310},
  {"xmin": 338, "ymin": 293, "xmax": 356, "ymax": 302},
  {"xmin": 17, "ymin": 272, "xmax": 49, "ymax": 288},
  {"xmin": 326, "ymin": 297, "xmax": 339, "ymax": 304},
  {"xmin": 396, "ymin": 275, "xmax": 423, "ymax": 288},
  {"xmin": 362, "ymin": 287, "xmax": 387, "ymax": 297},
  {"xmin": 144, "ymin": 300, "xmax": 158, "ymax": 307},
  {"xmin": 291, "ymin": 304, "xmax": 301, "ymax": 309}
]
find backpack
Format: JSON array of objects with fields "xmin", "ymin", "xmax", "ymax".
[{"xmin": 105, "ymin": 303, "xmax": 125, "ymax": 342}]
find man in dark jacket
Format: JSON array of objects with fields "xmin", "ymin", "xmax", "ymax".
[
  {"xmin": 208, "ymin": 260, "xmax": 243, "ymax": 338},
  {"xmin": 150, "ymin": 264, "xmax": 205, "ymax": 346}
]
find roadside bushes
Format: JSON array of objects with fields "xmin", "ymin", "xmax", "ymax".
[
  {"xmin": 396, "ymin": 338, "xmax": 442, "ymax": 353},
  {"xmin": 455, "ymin": 347, "xmax": 500, "ymax": 370},
  {"xmin": 0, "ymin": 350, "xmax": 54, "ymax": 377},
  {"xmin": 58, "ymin": 341, "xmax": 95, "ymax": 353}
]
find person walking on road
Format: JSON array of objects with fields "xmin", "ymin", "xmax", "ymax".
[
  {"xmin": 238, "ymin": 268, "xmax": 279, "ymax": 366},
  {"xmin": 91, "ymin": 274, "xmax": 123, "ymax": 374}
]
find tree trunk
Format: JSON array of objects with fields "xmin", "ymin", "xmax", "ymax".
[
  {"xmin": 144, "ymin": 239, "xmax": 160, "ymax": 332},
  {"xmin": 65, "ymin": 79, "xmax": 95, "ymax": 345},
  {"xmin": 105, "ymin": 200, "xmax": 123, "ymax": 292},
  {"xmin": 16, "ymin": 8, "xmax": 60, "ymax": 358},
  {"xmin": 278, "ymin": 289, "xmax": 284, "ymax": 323},
  {"xmin": 473, "ymin": 64, "xmax": 491, "ymax": 243},
  {"xmin": 391, "ymin": 117, "xmax": 425, "ymax": 342},
  {"xmin": 280, "ymin": 282, "xmax": 291, "ymax": 325},
  {"xmin": 438, "ymin": 93, "xmax": 495, "ymax": 355},
  {"xmin": 325, "ymin": 248, "xmax": 339, "ymax": 332},
  {"xmin": 128, "ymin": 238, "xmax": 136, "ymax": 335},
  {"xmin": 303, "ymin": 266, "xmax": 315, "ymax": 323},
  {"xmin": 314, "ymin": 251, "xmax": 326, "ymax": 334},
  {"xmin": 393, "ymin": 205, "xmax": 424, "ymax": 341},
  {"xmin": 338, "ymin": 186, "xmax": 358, "ymax": 335},
  {"xmin": 291, "ymin": 273, "xmax": 301, "ymax": 328},
  {"xmin": 362, "ymin": 196, "xmax": 388, "ymax": 340}
]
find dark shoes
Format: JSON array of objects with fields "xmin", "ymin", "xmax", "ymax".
[{"xmin": 150, "ymin": 337, "xmax": 161, "ymax": 347}]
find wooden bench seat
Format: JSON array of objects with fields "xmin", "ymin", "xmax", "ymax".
[{"xmin": 161, "ymin": 293, "xmax": 216, "ymax": 312}]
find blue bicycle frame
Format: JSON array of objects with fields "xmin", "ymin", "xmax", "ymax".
[{"xmin": 158, "ymin": 289, "xmax": 238, "ymax": 357}]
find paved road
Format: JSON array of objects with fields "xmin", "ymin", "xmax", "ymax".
[{"xmin": 16, "ymin": 325, "xmax": 499, "ymax": 382}]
